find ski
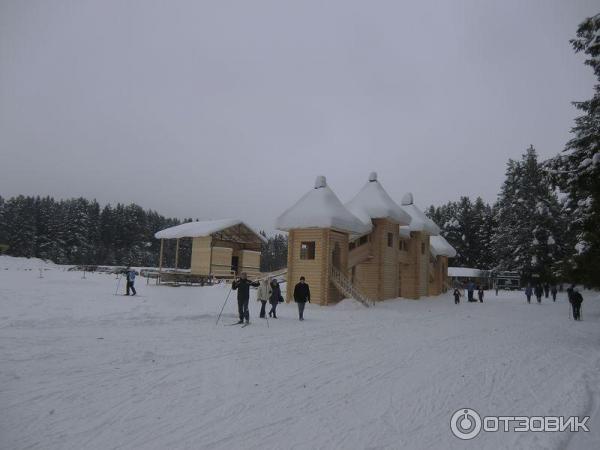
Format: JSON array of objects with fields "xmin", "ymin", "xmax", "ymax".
[
  {"xmin": 241, "ymin": 323, "xmax": 250, "ymax": 328},
  {"xmin": 226, "ymin": 322, "xmax": 243, "ymax": 326}
]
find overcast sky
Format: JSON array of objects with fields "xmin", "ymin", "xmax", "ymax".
[{"xmin": 1, "ymin": 0, "xmax": 597, "ymax": 233}]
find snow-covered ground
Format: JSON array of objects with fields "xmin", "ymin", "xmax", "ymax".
[{"xmin": 1, "ymin": 261, "xmax": 599, "ymax": 450}]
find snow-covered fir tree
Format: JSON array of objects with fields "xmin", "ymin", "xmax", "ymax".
[
  {"xmin": 494, "ymin": 146, "xmax": 568, "ymax": 282},
  {"xmin": 546, "ymin": 14, "xmax": 600, "ymax": 287}
]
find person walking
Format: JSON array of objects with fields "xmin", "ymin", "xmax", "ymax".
[
  {"xmin": 467, "ymin": 280, "xmax": 475, "ymax": 302},
  {"xmin": 569, "ymin": 288, "xmax": 583, "ymax": 321},
  {"xmin": 567, "ymin": 284, "xmax": 575, "ymax": 302},
  {"xmin": 534, "ymin": 284, "xmax": 543, "ymax": 304},
  {"xmin": 453, "ymin": 288, "xmax": 461, "ymax": 304},
  {"xmin": 256, "ymin": 278, "xmax": 271, "ymax": 319},
  {"xmin": 125, "ymin": 266, "xmax": 137, "ymax": 296},
  {"xmin": 525, "ymin": 284, "xmax": 533, "ymax": 303},
  {"xmin": 232, "ymin": 272, "xmax": 260, "ymax": 324},
  {"xmin": 551, "ymin": 285, "xmax": 558, "ymax": 302},
  {"xmin": 477, "ymin": 286, "xmax": 484, "ymax": 303},
  {"xmin": 293, "ymin": 276, "xmax": 311, "ymax": 321},
  {"xmin": 269, "ymin": 279, "xmax": 282, "ymax": 318},
  {"xmin": 544, "ymin": 283, "xmax": 550, "ymax": 299}
]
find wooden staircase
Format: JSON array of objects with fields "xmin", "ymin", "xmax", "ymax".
[{"xmin": 330, "ymin": 265, "xmax": 372, "ymax": 307}]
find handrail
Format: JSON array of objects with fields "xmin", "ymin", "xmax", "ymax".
[{"xmin": 330, "ymin": 265, "xmax": 372, "ymax": 307}]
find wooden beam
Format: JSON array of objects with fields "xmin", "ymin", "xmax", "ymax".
[
  {"xmin": 175, "ymin": 238, "xmax": 180, "ymax": 271},
  {"xmin": 158, "ymin": 239, "xmax": 164, "ymax": 285}
]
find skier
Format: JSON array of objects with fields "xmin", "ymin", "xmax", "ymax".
[
  {"xmin": 551, "ymin": 285, "xmax": 558, "ymax": 302},
  {"xmin": 569, "ymin": 288, "xmax": 583, "ymax": 321},
  {"xmin": 453, "ymin": 288, "xmax": 461, "ymax": 304},
  {"xmin": 269, "ymin": 278, "xmax": 282, "ymax": 318},
  {"xmin": 256, "ymin": 278, "xmax": 271, "ymax": 319},
  {"xmin": 543, "ymin": 283, "xmax": 550, "ymax": 299},
  {"xmin": 467, "ymin": 280, "xmax": 475, "ymax": 302},
  {"xmin": 567, "ymin": 284, "xmax": 575, "ymax": 302},
  {"xmin": 293, "ymin": 276, "xmax": 311, "ymax": 321},
  {"xmin": 525, "ymin": 284, "xmax": 533, "ymax": 303},
  {"xmin": 232, "ymin": 272, "xmax": 260, "ymax": 324},
  {"xmin": 125, "ymin": 266, "xmax": 137, "ymax": 296},
  {"xmin": 534, "ymin": 284, "xmax": 543, "ymax": 304},
  {"xmin": 477, "ymin": 286, "xmax": 484, "ymax": 303}
]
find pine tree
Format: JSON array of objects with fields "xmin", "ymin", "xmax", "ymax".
[
  {"xmin": 494, "ymin": 146, "xmax": 567, "ymax": 282},
  {"xmin": 546, "ymin": 14, "xmax": 600, "ymax": 287}
]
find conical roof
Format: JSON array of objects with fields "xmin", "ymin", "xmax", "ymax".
[
  {"xmin": 276, "ymin": 176, "xmax": 372, "ymax": 234},
  {"xmin": 400, "ymin": 192, "xmax": 440, "ymax": 235},
  {"xmin": 345, "ymin": 172, "xmax": 412, "ymax": 227}
]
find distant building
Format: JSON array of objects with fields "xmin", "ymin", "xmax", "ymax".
[{"xmin": 154, "ymin": 219, "xmax": 266, "ymax": 280}]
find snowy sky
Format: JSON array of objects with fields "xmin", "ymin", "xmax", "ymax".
[{"xmin": 0, "ymin": 0, "xmax": 597, "ymax": 233}]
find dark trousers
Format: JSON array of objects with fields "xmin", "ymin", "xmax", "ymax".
[
  {"xmin": 269, "ymin": 302, "xmax": 278, "ymax": 317},
  {"xmin": 552, "ymin": 293, "xmax": 557, "ymax": 302},
  {"xmin": 126, "ymin": 280, "xmax": 136, "ymax": 295},
  {"xmin": 536, "ymin": 295, "xmax": 542, "ymax": 304},
  {"xmin": 572, "ymin": 304, "xmax": 581, "ymax": 320},
  {"xmin": 259, "ymin": 301, "xmax": 266, "ymax": 318},
  {"xmin": 297, "ymin": 301, "xmax": 306, "ymax": 320},
  {"xmin": 238, "ymin": 297, "xmax": 250, "ymax": 322},
  {"xmin": 454, "ymin": 296, "xmax": 460, "ymax": 304},
  {"xmin": 467, "ymin": 291, "xmax": 474, "ymax": 302},
  {"xmin": 478, "ymin": 294, "xmax": 483, "ymax": 303},
  {"xmin": 526, "ymin": 295, "xmax": 531, "ymax": 303}
]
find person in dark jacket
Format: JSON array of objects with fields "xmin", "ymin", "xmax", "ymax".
[
  {"xmin": 534, "ymin": 284, "xmax": 543, "ymax": 304},
  {"xmin": 232, "ymin": 272, "xmax": 260, "ymax": 324},
  {"xmin": 467, "ymin": 280, "xmax": 475, "ymax": 302},
  {"xmin": 125, "ymin": 266, "xmax": 137, "ymax": 296},
  {"xmin": 453, "ymin": 288, "xmax": 461, "ymax": 304},
  {"xmin": 269, "ymin": 279, "xmax": 282, "ymax": 318},
  {"xmin": 477, "ymin": 286, "xmax": 484, "ymax": 303},
  {"xmin": 551, "ymin": 285, "xmax": 557, "ymax": 302},
  {"xmin": 569, "ymin": 288, "xmax": 583, "ymax": 321},
  {"xmin": 567, "ymin": 284, "xmax": 575, "ymax": 302},
  {"xmin": 525, "ymin": 284, "xmax": 533, "ymax": 303},
  {"xmin": 293, "ymin": 276, "xmax": 311, "ymax": 321},
  {"xmin": 543, "ymin": 283, "xmax": 550, "ymax": 298}
]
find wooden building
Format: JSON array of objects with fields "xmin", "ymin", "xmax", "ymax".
[
  {"xmin": 154, "ymin": 219, "xmax": 266, "ymax": 281},
  {"xmin": 276, "ymin": 174, "xmax": 455, "ymax": 305}
]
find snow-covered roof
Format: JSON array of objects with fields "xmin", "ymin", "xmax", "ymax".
[
  {"xmin": 399, "ymin": 226, "xmax": 411, "ymax": 239},
  {"xmin": 276, "ymin": 176, "xmax": 372, "ymax": 235},
  {"xmin": 448, "ymin": 267, "xmax": 482, "ymax": 278},
  {"xmin": 430, "ymin": 235, "xmax": 457, "ymax": 258},
  {"xmin": 154, "ymin": 219, "xmax": 267, "ymax": 242},
  {"xmin": 345, "ymin": 172, "xmax": 412, "ymax": 227},
  {"xmin": 400, "ymin": 193, "xmax": 440, "ymax": 235}
]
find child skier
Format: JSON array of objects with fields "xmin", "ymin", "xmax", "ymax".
[{"xmin": 453, "ymin": 288, "xmax": 461, "ymax": 304}]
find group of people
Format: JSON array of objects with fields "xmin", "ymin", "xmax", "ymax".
[
  {"xmin": 524, "ymin": 282, "xmax": 558, "ymax": 304},
  {"xmin": 231, "ymin": 273, "xmax": 311, "ymax": 325},
  {"xmin": 453, "ymin": 281, "xmax": 485, "ymax": 304}
]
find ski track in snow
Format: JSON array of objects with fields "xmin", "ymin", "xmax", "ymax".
[{"xmin": 0, "ymin": 269, "xmax": 599, "ymax": 450}]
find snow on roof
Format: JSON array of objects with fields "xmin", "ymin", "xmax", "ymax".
[
  {"xmin": 399, "ymin": 226, "xmax": 411, "ymax": 239},
  {"xmin": 345, "ymin": 172, "xmax": 412, "ymax": 227},
  {"xmin": 276, "ymin": 176, "xmax": 372, "ymax": 234},
  {"xmin": 430, "ymin": 235, "xmax": 457, "ymax": 258},
  {"xmin": 154, "ymin": 218, "xmax": 267, "ymax": 242},
  {"xmin": 448, "ymin": 267, "xmax": 482, "ymax": 278},
  {"xmin": 400, "ymin": 193, "xmax": 440, "ymax": 235}
]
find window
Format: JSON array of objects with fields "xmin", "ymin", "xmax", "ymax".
[
  {"xmin": 399, "ymin": 240, "xmax": 407, "ymax": 251},
  {"xmin": 300, "ymin": 241, "xmax": 316, "ymax": 260},
  {"xmin": 387, "ymin": 233, "xmax": 393, "ymax": 247},
  {"xmin": 349, "ymin": 241, "xmax": 356, "ymax": 251},
  {"xmin": 421, "ymin": 242, "xmax": 426, "ymax": 254},
  {"xmin": 358, "ymin": 235, "xmax": 369, "ymax": 246}
]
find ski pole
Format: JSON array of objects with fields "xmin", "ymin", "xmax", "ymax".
[
  {"xmin": 216, "ymin": 286, "xmax": 233, "ymax": 325},
  {"xmin": 114, "ymin": 275, "xmax": 122, "ymax": 296}
]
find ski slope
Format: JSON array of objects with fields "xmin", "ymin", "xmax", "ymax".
[{"xmin": 1, "ymin": 263, "xmax": 599, "ymax": 449}]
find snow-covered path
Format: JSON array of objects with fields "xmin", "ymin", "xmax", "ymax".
[{"xmin": 1, "ymin": 266, "xmax": 599, "ymax": 449}]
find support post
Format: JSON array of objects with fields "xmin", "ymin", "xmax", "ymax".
[
  {"xmin": 158, "ymin": 238, "xmax": 164, "ymax": 285},
  {"xmin": 175, "ymin": 238, "xmax": 180, "ymax": 271}
]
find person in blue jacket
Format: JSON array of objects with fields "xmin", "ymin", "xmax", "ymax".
[
  {"xmin": 125, "ymin": 266, "xmax": 137, "ymax": 296},
  {"xmin": 524, "ymin": 284, "xmax": 533, "ymax": 303}
]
